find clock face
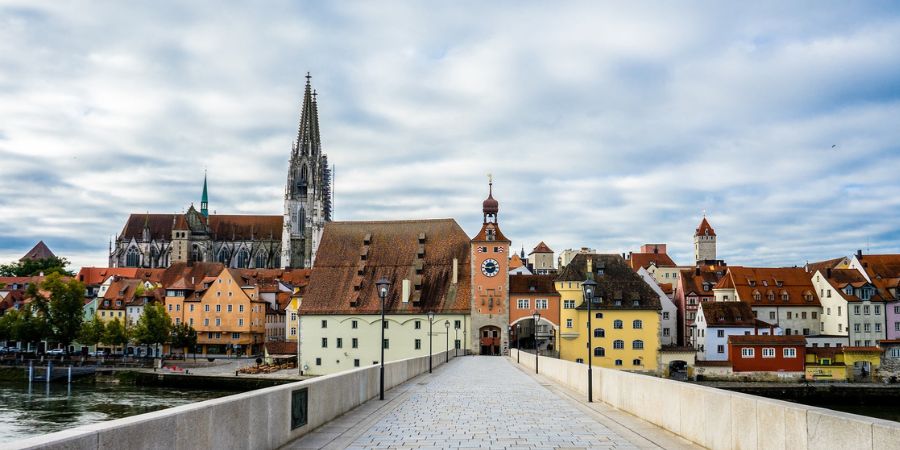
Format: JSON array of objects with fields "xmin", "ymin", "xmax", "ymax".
[{"xmin": 481, "ymin": 258, "xmax": 500, "ymax": 277}]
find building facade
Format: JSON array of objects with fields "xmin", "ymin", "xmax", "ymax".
[
  {"xmin": 636, "ymin": 267, "xmax": 677, "ymax": 346},
  {"xmin": 470, "ymin": 180, "xmax": 511, "ymax": 355},
  {"xmin": 509, "ymin": 274, "xmax": 559, "ymax": 353},
  {"xmin": 694, "ymin": 301, "xmax": 779, "ymax": 361},
  {"xmin": 728, "ymin": 335, "xmax": 806, "ymax": 373},
  {"xmin": 812, "ymin": 268, "xmax": 887, "ymax": 347},
  {"xmin": 694, "ymin": 217, "xmax": 716, "ymax": 263}
]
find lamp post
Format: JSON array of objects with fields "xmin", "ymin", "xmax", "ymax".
[
  {"xmin": 427, "ymin": 311, "xmax": 435, "ymax": 374},
  {"xmin": 532, "ymin": 311, "xmax": 541, "ymax": 374},
  {"xmin": 444, "ymin": 321, "xmax": 450, "ymax": 362},
  {"xmin": 582, "ymin": 278, "xmax": 597, "ymax": 403},
  {"xmin": 454, "ymin": 324, "xmax": 459, "ymax": 357},
  {"xmin": 376, "ymin": 277, "xmax": 391, "ymax": 401},
  {"xmin": 516, "ymin": 323, "xmax": 521, "ymax": 363}
]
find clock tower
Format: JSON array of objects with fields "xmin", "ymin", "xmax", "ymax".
[{"xmin": 470, "ymin": 177, "xmax": 511, "ymax": 355}]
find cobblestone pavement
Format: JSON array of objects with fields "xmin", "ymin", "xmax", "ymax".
[{"xmin": 285, "ymin": 356, "xmax": 697, "ymax": 449}]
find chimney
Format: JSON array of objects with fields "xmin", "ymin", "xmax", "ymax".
[
  {"xmin": 695, "ymin": 267, "xmax": 701, "ymax": 276},
  {"xmin": 452, "ymin": 258, "xmax": 458, "ymax": 284},
  {"xmin": 587, "ymin": 257, "xmax": 593, "ymax": 275},
  {"xmin": 857, "ymin": 249, "xmax": 863, "ymax": 257},
  {"xmin": 402, "ymin": 279, "xmax": 411, "ymax": 303},
  {"xmin": 826, "ymin": 268, "xmax": 832, "ymax": 278}
]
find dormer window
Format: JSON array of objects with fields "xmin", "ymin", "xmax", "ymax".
[
  {"xmin": 596, "ymin": 268, "xmax": 604, "ymax": 276},
  {"xmin": 762, "ymin": 280, "xmax": 768, "ymax": 287},
  {"xmin": 752, "ymin": 290, "xmax": 761, "ymax": 301}
]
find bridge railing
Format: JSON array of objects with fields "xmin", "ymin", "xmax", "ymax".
[
  {"xmin": 510, "ymin": 349, "xmax": 900, "ymax": 450},
  {"xmin": 10, "ymin": 350, "xmax": 457, "ymax": 450}
]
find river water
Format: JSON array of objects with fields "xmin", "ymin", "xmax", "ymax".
[{"xmin": 0, "ymin": 381, "xmax": 240, "ymax": 444}]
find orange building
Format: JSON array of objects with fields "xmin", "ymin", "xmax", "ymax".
[
  {"xmin": 470, "ymin": 179, "xmax": 511, "ymax": 355},
  {"xmin": 509, "ymin": 274, "xmax": 560, "ymax": 353},
  {"xmin": 183, "ymin": 268, "xmax": 268, "ymax": 355}
]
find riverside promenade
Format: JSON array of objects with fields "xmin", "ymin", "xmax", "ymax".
[{"xmin": 284, "ymin": 356, "xmax": 699, "ymax": 449}]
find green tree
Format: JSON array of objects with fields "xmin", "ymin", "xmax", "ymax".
[
  {"xmin": 0, "ymin": 256, "xmax": 73, "ymax": 277},
  {"xmin": 8, "ymin": 308, "xmax": 49, "ymax": 352},
  {"xmin": 0, "ymin": 311, "xmax": 15, "ymax": 343},
  {"xmin": 27, "ymin": 273, "xmax": 85, "ymax": 355},
  {"xmin": 78, "ymin": 318, "xmax": 106, "ymax": 349},
  {"xmin": 103, "ymin": 318, "xmax": 130, "ymax": 355},
  {"xmin": 170, "ymin": 322, "xmax": 198, "ymax": 360},
  {"xmin": 132, "ymin": 304, "xmax": 172, "ymax": 357}
]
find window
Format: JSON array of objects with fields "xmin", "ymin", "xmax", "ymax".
[
  {"xmin": 854, "ymin": 323, "xmax": 861, "ymax": 332},
  {"xmin": 875, "ymin": 323, "xmax": 881, "ymax": 332},
  {"xmin": 613, "ymin": 320, "xmax": 623, "ymax": 329},
  {"xmin": 632, "ymin": 340, "xmax": 644, "ymax": 350},
  {"xmin": 204, "ymin": 318, "xmax": 209, "ymax": 326},
  {"xmin": 383, "ymin": 339, "xmax": 389, "ymax": 349},
  {"xmin": 802, "ymin": 328, "xmax": 809, "ymax": 335},
  {"xmin": 594, "ymin": 347, "xmax": 605, "ymax": 357},
  {"xmin": 663, "ymin": 328, "xmax": 670, "ymax": 337},
  {"xmin": 517, "ymin": 299, "xmax": 529, "ymax": 309},
  {"xmin": 717, "ymin": 329, "xmax": 725, "ymax": 338},
  {"xmin": 168, "ymin": 304, "xmax": 173, "ymax": 312},
  {"xmin": 632, "ymin": 359, "xmax": 642, "ymax": 366},
  {"xmin": 762, "ymin": 348, "xmax": 775, "ymax": 358},
  {"xmin": 895, "ymin": 305, "xmax": 900, "ymax": 314},
  {"xmin": 890, "ymin": 348, "xmax": 900, "ymax": 358},
  {"xmin": 383, "ymin": 321, "xmax": 389, "ymax": 329},
  {"xmin": 576, "ymin": 358, "xmax": 584, "ymax": 363},
  {"xmin": 321, "ymin": 320, "xmax": 328, "ymax": 328},
  {"xmin": 238, "ymin": 318, "xmax": 244, "ymax": 326},
  {"xmin": 854, "ymin": 305, "xmax": 861, "ymax": 315},
  {"xmin": 615, "ymin": 359, "xmax": 623, "ymax": 366},
  {"xmin": 663, "ymin": 312, "xmax": 670, "ymax": 320},
  {"xmin": 864, "ymin": 323, "xmax": 871, "ymax": 332},
  {"xmin": 613, "ymin": 340, "xmax": 624, "ymax": 349},
  {"xmin": 564, "ymin": 300, "xmax": 575, "ymax": 309},
  {"xmin": 566, "ymin": 319, "xmax": 573, "ymax": 328},
  {"xmin": 414, "ymin": 339, "xmax": 421, "ymax": 350},
  {"xmin": 717, "ymin": 345, "xmax": 725, "ymax": 354},
  {"xmin": 875, "ymin": 305, "xmax": 881, "ymax": 315},
  {"xmin": 315, "ymin": 358, "xmax": 321, "ymax": 366},
  {"xmin": 741, "ymin": 348, "xmax": 755, "ymax": 358},
  {"xmin": 215, "ymin": 318, "xmax": 221, "ymax": 326},
  {"xmin": 864, "ymin": 305, "xmax": 870, "ymax": 315},
  {"xmin": 227, "ymin": 305, "xmax": 232, "ymax": 313},
  {"xmin": 321, "ymin": 338, "xmax": 328, "ymax": 348},
  {"xmin": 354, "ymin": 359, "xmax": 360, "ymax": 367},
  {"xmin": 290, "ymin": 327, "xmax": 296, "ymax": 336},
  {"xmin": 216, "ymin": 305, "xmax": 221, "ymax": 313},
  {"xmin": 414, "ymin": 320, "xmax": 421, "ymax": 330},
  {"xmin": 769, "ymin": 311, "xmax": 776, "ymax": 320},
  {"xmin": 595, "ymin": 312, "xmax": 603, "ymax": 319},
  {"xmin": 455, "ymin": 320, "xmax": 461, "ymax": 329},
  {"xmin": 536, "ymin": 299, "xmax": 548, "ymax": 309},
  {"xmin": 352, "ymin": 320, "xmax": 358, "ymax": 329},
  {"xmin": 352, "ymin": 338, "xmax": 358, "ymax": 348},
  {"xmin": 632, "ymin": 320, "xmax": 643, "ymax": 329},
  {"xmin": 231, "ymin": 332, "xmax": 240, "ymax": 339},
  {"xmin": 783, "ymin": 348, "xmax": 797, "ymax": 358},
  {"xmin": 594, "ymin": 328, "xmax": 604, "ymax": 338},
  {"xmin": 838, "ymin": 306, "xmax": 841, "ymax": 316},
  {"xmin": 787, "ymin": 311, "xmax": 793, "ymax": 319},
  {"xmin": 336, "ymin": 338, "xmax": 343, "ymax": 348}
]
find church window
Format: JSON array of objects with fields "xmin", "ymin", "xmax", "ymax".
[
  {"xmin": 298, "ymin": 165, "xmax": 308, "ymax": 196},
  {"xmin": 126, "ymin": 248, "xmax": 140, "ymax": 267},
  {"xmin": 217, "ymin": 248, "xmax": 228, "ymax": 264},
  {"xmin": 191, "ymin": 245, "xmax": 202, "ymax": 262},
  {"xmin": 299, "ymin": 207, "xmax": 306, "ymax": 233},
  {"xmin": 236, "ymin": 249, "xmax": 250, "ymax": 268},
  {"xmin": 255, "ymin": 252, "xmax": 267, "ymax": 269}
]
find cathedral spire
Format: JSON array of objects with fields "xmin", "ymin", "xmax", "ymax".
[
  {"xmin": 295, "ymin": 72, "xmax": 320, "ymax": 157},
  {"xmin": 201, "ymin": 170, "xmax": 209, "ymax": 218}
]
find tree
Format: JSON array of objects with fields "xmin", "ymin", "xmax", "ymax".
[
  {"xmin": 170, "ymin": 322, "xmax": 198, "ymax": 360},
  {"xmin": 0, "ymin": 256, "xmax": 73, "ymax": 277},
  {"xmin": 78, "ymin": 318, "xmax": 106, "ymax": 349},
  {"xmin": 7, "ymin": 308, "xmax": 49, "ymax": 352},
  {"xmin": 0, "ymin": 311, "xmax": 15, "ymax": 344},
  {"xmin": 132, "ymin": 303, "xmax": 172, "ymax": 357},
  {"xmin": 27, "ymin": 273, "xmax": 85, "ymax": 355},
  {"xmin": 103, "ymin": 318, "xmax": 130, "ymax": 355}
]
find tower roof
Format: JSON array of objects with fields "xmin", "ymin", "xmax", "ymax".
[
  {"xmin": 294, "ymin": 73, "xmax": 322, "ymax": 157},
  {"xmin": 482, "ymin": 180, "xmax": 499, "ymax": 216},
  {"xmin": 529, "ymin": 241, "xmax": 554, "ymax": 255},
  {"xmin": 695, "ymin": 217, "xmax": 716, "ymax": 236},
  {"xmin": 19, "ymin": 241, "xmax": 56, "ymax": 262}
]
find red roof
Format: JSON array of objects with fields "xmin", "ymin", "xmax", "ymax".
[
  {"xmin": 628, "ymin": 252, "xmax": 678, "ymax": 270},
  {"xmin": 715, "ymin": 266, "xmax": 819, "ymax": 307},
  {"xmin": 822, "ymin": 269, "xmax": 886, "ymax": 303},
  {"xmin": 699, "ymin": 302, "xmax": 758, "ymax": 327},
  {"xmin": 695, "ymin": 217, "xmax": 716, "ymax": 237},
  {"xmin": 509, "ymin": 274, "xmax": 558, "ymax": 295},
  {"xmin": 20, "ymin": 241, "xmax": 56, "ymax": 262},
  {"xmin": 530, "ymin": 241, "xmax": 554, "ymax": 255},
  {"xmin": 728, "ymin": 335, "xmax": 806, "ymax": 346}
]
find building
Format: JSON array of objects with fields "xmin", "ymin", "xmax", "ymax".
[
  {"xmin": 19, "ymin": 241, "xmax": 56, "ymax": 262},
  {"xmin": 184, "ymin": 268, "xmax": 269, "ymax": 355},
  {"xmin": 298, "ymin": 218, "xmax": 472, "ymax": 375},
  {"xmin": 557, "ymin": 254, "xmax": 661, "ymax": 371},
  {"xmin": 847, "ymin": 252, "xmax": 900, "ymax": 340},
  {"xmin": 728, "ymin": 335, "xmax": 806, "ymax": 373},
  {"xmin": 627, "ymin": 244, "xmax": 683, "ymax": 286},
  {"xmin": 879, "ymin": 340, "xmax": 900, "ymax": 383},
  {"xmin": 694, "ymin": 301, "xmax": 779, "ymax": 361},
  {"xmin": 109, "ymin": 75, "xmax": 332, "ymax": 270},
  {"xmin": 470, "ymin": 180, "xmax": 511, "ymax": 355},
  {"xmin": 527, "ymin": 242, "xmax": 555, "ymax": 275},
  {"xmin": 805, "ymin": 347, "xmax": 848, "ymax": 381},
  {"xmin": 713, "ymin": 266, "xmax": 821, "ymax": 337},
  {"xmin": 558, "ymin": 247, "xmax": 596, "ymax": 269},
  {"xmin": 509, "ymin": 274, "xmax": 559, "ymax": 353},
  {"xmin": 811, "ymin": 268, "xmax": 887, "ymax": 347},
  {"xmin": 636, "ymin": 267, "xmax": 677, "ymax": 346},
  {"xmin": 675, "ymin": 261, "xmax": 727, "ymax": 346},
  {"xmin": 694, "ymin": 216, "xmax": 716, "ymax": 263}
]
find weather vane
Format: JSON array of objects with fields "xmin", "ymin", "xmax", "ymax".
[{"xmin": 487, "ymin": 173, "xmax": 493, "ymax": 184}]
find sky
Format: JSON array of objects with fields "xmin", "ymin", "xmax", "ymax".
[{"xmin": 2, "ymin": 1, "xmax": 900, "ymax": 270}]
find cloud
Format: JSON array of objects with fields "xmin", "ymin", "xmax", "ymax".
[{"xmin": 1, "ymin": 1, "xmax": 900, "ymax": 270}]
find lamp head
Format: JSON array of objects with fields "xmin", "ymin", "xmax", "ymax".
[
  {"xmin": 375, "ymin": 277, "xmax": 391, "ymax": 299},
  {"xmin": 582, "ymin": 278, "xmax": 597, "ymax": 299},
  {"xmin": 444, "ymin": 320, "xmax": 450, "ymax": 329}
]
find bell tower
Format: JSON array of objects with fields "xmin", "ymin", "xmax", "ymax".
[
  {"xmin": 694, "ymin": 215, "xmax": 717, "ymax": 264},
  {"xmin": 470, "ymin": 175, "xmax": 511, "ymax": 355}
]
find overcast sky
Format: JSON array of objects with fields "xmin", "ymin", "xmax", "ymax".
[{"xmin": 2, "ymin": 2, "xmax": 900, "ymax": 270}]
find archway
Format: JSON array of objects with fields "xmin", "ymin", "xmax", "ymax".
[{"xmin": 479, "ymin": 326, "xmax": 502, "ymax": 355}]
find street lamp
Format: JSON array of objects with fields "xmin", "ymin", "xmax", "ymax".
[
  {"xmin": 444, "ymin": 321, "xmax": 450, "ymax": 363},
  {"xmin": 427, "ymin": 311, "xmax": 435, "ymax": 374},
  {"xmin": 515, "ymin": 323, "xmax": 521, "ymax": 363},
  {"xmin": 376, "ymin": 277, "xmax": 391, "ymax": 400},
  {"xmin": 532, "ymin": 311, "xmax": 541, "ymax": 374},
  {"xmin": 582, "ymin": 278, "xmax": 598, "ymax": 403},
  {"xmin": 454, "ymin": 324, "xmax": 459, "ymax": 357}
]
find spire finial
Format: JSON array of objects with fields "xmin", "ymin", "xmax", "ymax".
[
  {"xmin": 312, "ymin": 89, "xmax": 317, "ymax": 102},
  {"xmin": 702, "ymin": 209, "xmax": 707, "ymax": 217},
  {"xmin": 306, "ymin": 72, "xmax": 311, "ymax": 84}
]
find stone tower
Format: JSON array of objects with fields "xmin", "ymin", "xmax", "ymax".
[
  {"xmin": 470, "ymin": 177, "xmax": 511, "ymax": 355},
  {"xmin": 694, "ymin": 216, "xmax": 717, "ymax": 263},
  {"xmin": 282, "ymin": 73, "xmax": 332, "ymax": 269}
]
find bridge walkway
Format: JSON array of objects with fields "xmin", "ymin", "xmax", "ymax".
[{"xmin": 283, "ymin": 356, "xmax": 700, "ymax": 450}]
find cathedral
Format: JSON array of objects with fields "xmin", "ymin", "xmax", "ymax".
[{"xmin": 109, "ymin": 74, "xmax": 332, "ymax": 269}]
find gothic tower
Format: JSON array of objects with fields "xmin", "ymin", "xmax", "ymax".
[
  {"xmin": 282, "ymin": 73, "xmax": 332, "ymax": 269},
  {"xmin": 470, "ymin": 177, "xmax": 511, "ymax": 355},
  {"xmin": 694, "ymin": 215, "xmax": 717, "ymax": 263}
]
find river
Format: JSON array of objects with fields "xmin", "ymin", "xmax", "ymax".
[{"xmin": 0, "ymin": 381, "xmax": 241, "ymax": 444}]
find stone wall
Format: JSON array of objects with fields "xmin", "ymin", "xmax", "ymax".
[
  {"xmin": 9, "ymin": 350, "xmax": 457, "ymax": 450},
  {"xmin": 510, "ymin": 349, "xmax": 900, "ymax": 450}
]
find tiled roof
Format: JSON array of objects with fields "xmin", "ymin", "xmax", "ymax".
[
  {"xmin": 805, "ymin": 257, "xmax": 847, "ymax": 274},
  {"xmin": 509, "ymin": 274, "xmax": 558, "ymax": 295},
  {"xmin": 471, "ymin": 222, "xmax": 509, "ymax": 242},
  {"xmin": 556, "ymin": 254, "xmax": 661, "ymax": 311},
  {"xmin": 856, "ymin": 254, "xmax": 900, "ymax": 300},
  {"xmin": 159, "ymin": 263, "xmax": 225, "ymax": 291},
  {"xmin": 627, "ymin": 252, "xmax": 678, "ymax": 270},
  {"xmin": 716, "ymin": 266, "xmax": 820, "ymax": 307},
  {"xmin": 728, "ymin": 335, "xmax": 806, "ymax": 346},
  {"xmin": 679, "ymin": 265, "xmax": 726, "ymax": 296},
  {"xmin": 806, "ymin": 347, "xmax": 843, "ymax": 359},
  {"xmin": 842, "ymin": 346, "xmax": 883, "ymax": 353},
  {"xmin": 301, "ymin": 219, "xmax": 471, "ymax": 315},
  {"xmin": 530, "ymin": 241, "xmax": 554, "ymax": 255},
  {"xmin": 699, "ymin": 301, "xmax": 758, "ymax": 327},
  {"xmin": 119, "ymin": 213, "xmax": 282, "ymax": 241},
  {"xmin": 265, "ymin": 341, "xmax": 297, "ymax": 356},
  {"xmin": 509, "ymin": 254, "xmax": 525, "ymax": 270},
  {"xmin": 20, "ymin": 241, "xmax": 55, "ymax": 261},
  {"xmin": 77, "ymin": 267, "xmax": 165, "ymax": 286},
  {"xmin": 695, "ymin": 217, "xmax": 716, "ymax": 236},
  {"xmin": 823, "ymin": 269, "xmax": 887, "ymax": 303}
]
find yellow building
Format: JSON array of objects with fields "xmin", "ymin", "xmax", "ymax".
[
  {"xmin": 286, "ymin": 294, "xmax": 300, "ymax": 342},
  {"xmin": 558, "ymin": 254, "xmax": 661, "ymax": 371},
  {"xmin": 805, "ymin": 346, "xmax": 882, "ymax": 381},
  {"xmin": 842, "ymin": 346, "xmax": 882, "ymax": 381}
]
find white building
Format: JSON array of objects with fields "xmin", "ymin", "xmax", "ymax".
[
  {"xmin": 637, "ymin": 267, "xmax": 677, "ymax": 346},
  {"xmin": 812, "ymin": 268, "xmax": 887, "ymax": 347},
  {"xmin": 694, "ymin": 301, "xmax": 780, "ymax": 361}
]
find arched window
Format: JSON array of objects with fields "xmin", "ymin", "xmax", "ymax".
[
  {"xmin": 299, "ymin": 207, "xmax": 305, "ymax": 233},
  {"xmin": 781, "ymin": 291, "xmax": 789, "ymax": 301},
  {"xmin": 236, "ymin": 249, "xmax": 250, "ymax": 268},
  {"xmin": 191, "ymin": 244, "xmax": 202, "ymax": 262},
  {"xmin": 126, "ymin": 247, "xmax": 140, "ymax": 267},
  {"xmin": 803, "ymin": 291, "xmax": 814, "ymax": 302},
  {"xmin": 217, "ymin": 248, "xmax": 228, "ymax": 264},
  {"xmin": 613, "ymin": 340, "xmax": 624, "ymax": 349},
  {"xmin": 633, "ymin": 340, "xmax": 644, "ymax": 350},
  {"xmin": 632, "ymin": 320, "xmax": 643, "ymax": 329},
  {"xmin": 632, "ymin": 359, "xmax": 641, "ymax": 366},
  {"xmin": 298, "ymin": 165, "xmax": 308, "ymax": 196},
  {"xmin": 594, "ymin": 328, "xmax": 604, "ymax": 338},
  {"xmin": 595, "ymin": 312, "xmax": 603, "ymax": 319},
  {"xmin": 594, "ymin": 347, "xmax": 605, "ymax": 357},
  {"xmin": 255, "ymin": 252, "xmax": 267, "ymax": 269},
  {"xmin": 150, "ymin": 247, "xmax": 159, "ymax": 268},
  {"xmin": 614, "ymin": 359, "xmax": 623, "ymax": 366},
  {"xmin": 613, "ymin": 320, "xmax": 623, "ymax": 329}
]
